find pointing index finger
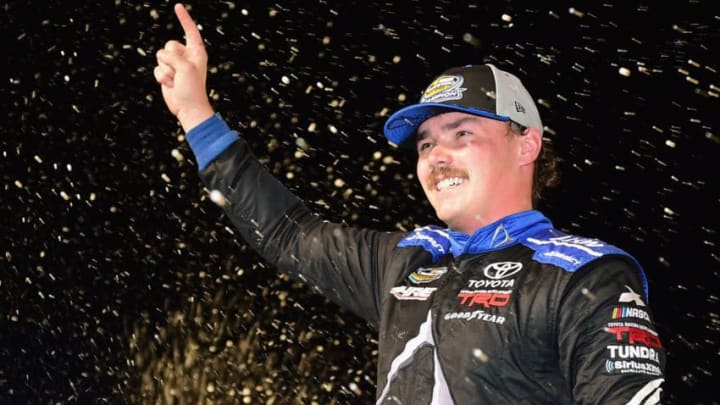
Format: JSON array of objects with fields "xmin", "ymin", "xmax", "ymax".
[{"xmin": 174, "ymin": 3, "xmax": 204, "ymax": 49}]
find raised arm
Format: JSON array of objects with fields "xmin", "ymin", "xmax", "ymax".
[{"xmin": 151, "ymin": 4, "xmax": 404, "ymax": 326}]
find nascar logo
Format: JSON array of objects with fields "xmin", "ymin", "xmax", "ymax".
[
  {"xmin": 408, "ymin": 266, "xmax": 448, "ymax": 284},
  {"xmin": 612, "ymin": 306, "xmax": 651, "ymax": 322}
]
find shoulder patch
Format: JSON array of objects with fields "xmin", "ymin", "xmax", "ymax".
[
  {"xmin": 521, "ymin": 228, "xmax": 648, "ymax": 297},
  {"xmin": 522, "ymin": 228, "xmax": 648, "ymax": 297},
  {"xmin": 523, "ymin": 228, "xmax": 628, "ymax": 271},
  {"xmin": 397, "ymin": 225, "xmax": 450, "ymax": 263}
]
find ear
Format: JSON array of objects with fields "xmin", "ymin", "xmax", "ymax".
[{"xmin": 518, "ymin": 127, "xmax": 542, "ymax": 166}]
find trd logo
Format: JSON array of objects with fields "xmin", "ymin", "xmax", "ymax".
[
  {"xmin": 457, "ymin": 291, "xmax": 511, "ymax": 308},
  {"xmin": 607, "ymin": 326, "xmax": 663, "ymax": 349}
]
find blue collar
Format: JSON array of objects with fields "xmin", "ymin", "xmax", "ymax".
[
  {"xmin": 397, "ymin": 210, "xmax": 649, "ymax": 300},
  {"xmin": 397, "ymin": 210, "xmax": 553, "ymax": 261},
  {"xmin": 448, "ymin": 210, "xmax": 553, "ymax": 256}
]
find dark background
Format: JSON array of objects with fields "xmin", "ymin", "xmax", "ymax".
[{"xmin": 2, "ymin": 0, "xmax": 718, "ymax": 403}]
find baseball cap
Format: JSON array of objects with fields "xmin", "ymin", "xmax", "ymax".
[{"xmin": 383, "ymin": 64, "xmax": 543, "ymax": 146}]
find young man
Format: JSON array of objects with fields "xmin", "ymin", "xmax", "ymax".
[{"xmin": 154, "ymin": 4, "xmax": 666, "ymax": 403}]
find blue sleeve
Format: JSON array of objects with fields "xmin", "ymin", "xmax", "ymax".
[{"xmin": 185, "ymin": 113, "xmax": 240, "ymax": 170}]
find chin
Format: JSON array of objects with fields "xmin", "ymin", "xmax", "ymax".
[{"xmin": 435, "ymin": 210, "xmax": 460, "ymax": 228}]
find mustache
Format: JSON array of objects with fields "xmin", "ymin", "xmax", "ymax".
[{"xmin": 426, "ymin": 167, "xmax": 469, "ymax": 188}]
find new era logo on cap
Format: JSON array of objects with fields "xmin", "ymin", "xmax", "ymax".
[{"xmin": 383, "ymin": 64, "xmax": 543, "ymax": 146}]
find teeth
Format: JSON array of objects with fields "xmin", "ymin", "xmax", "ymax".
[{"xmin": 436, "ymin": 177, "xmax": 464, "ymax": 191}]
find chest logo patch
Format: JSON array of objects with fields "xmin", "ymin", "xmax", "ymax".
[
  {"xmin": 390, "ymin": 286, "xmax": 437, "ymax": 301},
  {"xmin": 408, "ymin": 266, "xmax": 448, "ymax": 284},
  {"xmin": 483, "ymin": 261, "xmax": 523, "ymax": 279}
]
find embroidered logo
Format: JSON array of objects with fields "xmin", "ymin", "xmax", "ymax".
[
  {"xmin": 483, "ymin": 261, "xmax": 523, "ymax": 280},
  {"xmin": 605, "ymin": 360, "xmax": 662, "ymax": 376},
  {"xmin": 420, "ymin": 75, "xmax": 466, "ymax": 103},
  {"xmin": 444, "ymin": 310, "xmax": 506, "ymax": 324},
  {"xmin": 619, "ymin": 285, "xmax": 646, "ymax": 307},
  {"xmin": 390, "ymin": 286, "xmax": 437, "ymax": 301},
  {"xmin": 612, "ymin": 306, "xmax": 651, "ymax": 322},
  {"xmin": 408, "ymin": 266, "xmax": 449, "ymax": 284},
  {"xmin": 457, "ymin": 291, "xmax": 511, "ymax": 308}
]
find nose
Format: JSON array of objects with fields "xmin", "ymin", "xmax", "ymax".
[{"xmin": 427, "ymin": 142, "xmax": 453, "ymax": 167}]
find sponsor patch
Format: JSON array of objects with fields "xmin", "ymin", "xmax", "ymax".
[
  {"xmin": 522, "ymin": 229, "xmax": 648, "ymax": 297},
  {"xmin": 390, "ymin": 286, "xmax": 437, "ymax": 301},
  {"xmin": 607, "ymin": 325, "xmax": 663, "ymax": 349},
  {"xmin": 468, "ymin": 279, "xmax": 514, "ymax": 289},
  {"xmin": 397, "ymin": 226, "xmax": 450, "ymax": 262},
  {"xmin": 408, "ymin": 266, "xmax": 448, "ymax": 284},
  {"xmin": 607, "ymin": 345, "xmax": 661, "ymax": 363},
  {"xmin": 457, "ymin": 290, "xmax": 511, "ymax": 308},
  {"xmin": 612, "ymin": 306, "xmax": 651, "ymax": 322},
  {"xmin": 541, "ymin": 250, "xmax": 580, "ymax": 265},
  {"xmin": 619, "ymin": 285, "xmax": 646, "ymax": 307},
  {"xmin": 605, "ymin": 359, "xmax": 663, "ymax": 376},
  {"xmin": 483, "ymin": 261, "xmax": 523, "ymax": 279},
  {"xmin": 444, "ymin": 310, "xmax": 506, "ymax": 324}
]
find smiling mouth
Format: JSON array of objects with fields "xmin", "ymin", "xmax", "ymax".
[{"xmin": 436, "ymin": 177, "xmax": 465, "ymax": 191}]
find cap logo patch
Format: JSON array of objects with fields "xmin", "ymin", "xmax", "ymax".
[
  {"xmin": 514, "ymin": 101, "xmax": 526, "ymax": 113},
  {"xmin": 420, "ymin": 74, "xmax": 466, "ymax": 103}
]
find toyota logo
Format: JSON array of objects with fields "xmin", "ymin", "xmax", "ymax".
[{"xmin": 483, "ymin": 262, "xmax": 523, "ymax": 279}]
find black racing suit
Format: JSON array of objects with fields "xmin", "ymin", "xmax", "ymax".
[{"xmin": 185, "ymin": 114, "xmax": 666, "ymax": 404}]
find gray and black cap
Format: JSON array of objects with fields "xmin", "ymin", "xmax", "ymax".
[{"xmin": 383, "ymin": 64, "xmax": 543, "ymax": 146}]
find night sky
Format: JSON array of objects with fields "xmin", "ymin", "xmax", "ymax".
[{"xmin": 3, "ymin": 0, "xmax": 718, "ymax": 404}]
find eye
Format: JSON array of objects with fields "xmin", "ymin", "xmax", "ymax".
[
  {"xmin": 457, "ymin": 130, "xmax": 472, "ymax": 138},
  {"xmin": 417, "ymin": 141, "xmax": 434, "ymax": 153}
]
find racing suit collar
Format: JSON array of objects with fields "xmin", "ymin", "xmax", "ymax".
[{"xmin": 448, "ymin": 210, "xmax": 553, "ymax": 256}]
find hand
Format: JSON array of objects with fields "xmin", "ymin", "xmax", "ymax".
[{"xmin": 154, "ymin": 3, "xmax": 215, "ymax": 132}]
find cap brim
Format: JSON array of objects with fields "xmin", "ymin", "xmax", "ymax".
[{"xmin": 383, "ymin": 103, "xmax": 510, "ymax": 146}]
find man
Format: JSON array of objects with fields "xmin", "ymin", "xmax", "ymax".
[{"xmin": 154, "ymin": 4, "xmax": 666, "ymax": 403}]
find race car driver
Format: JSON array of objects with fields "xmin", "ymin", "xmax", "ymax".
[{"xmin": 153, "ymin": 4, "xmax": 666, "ymax": 403}]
